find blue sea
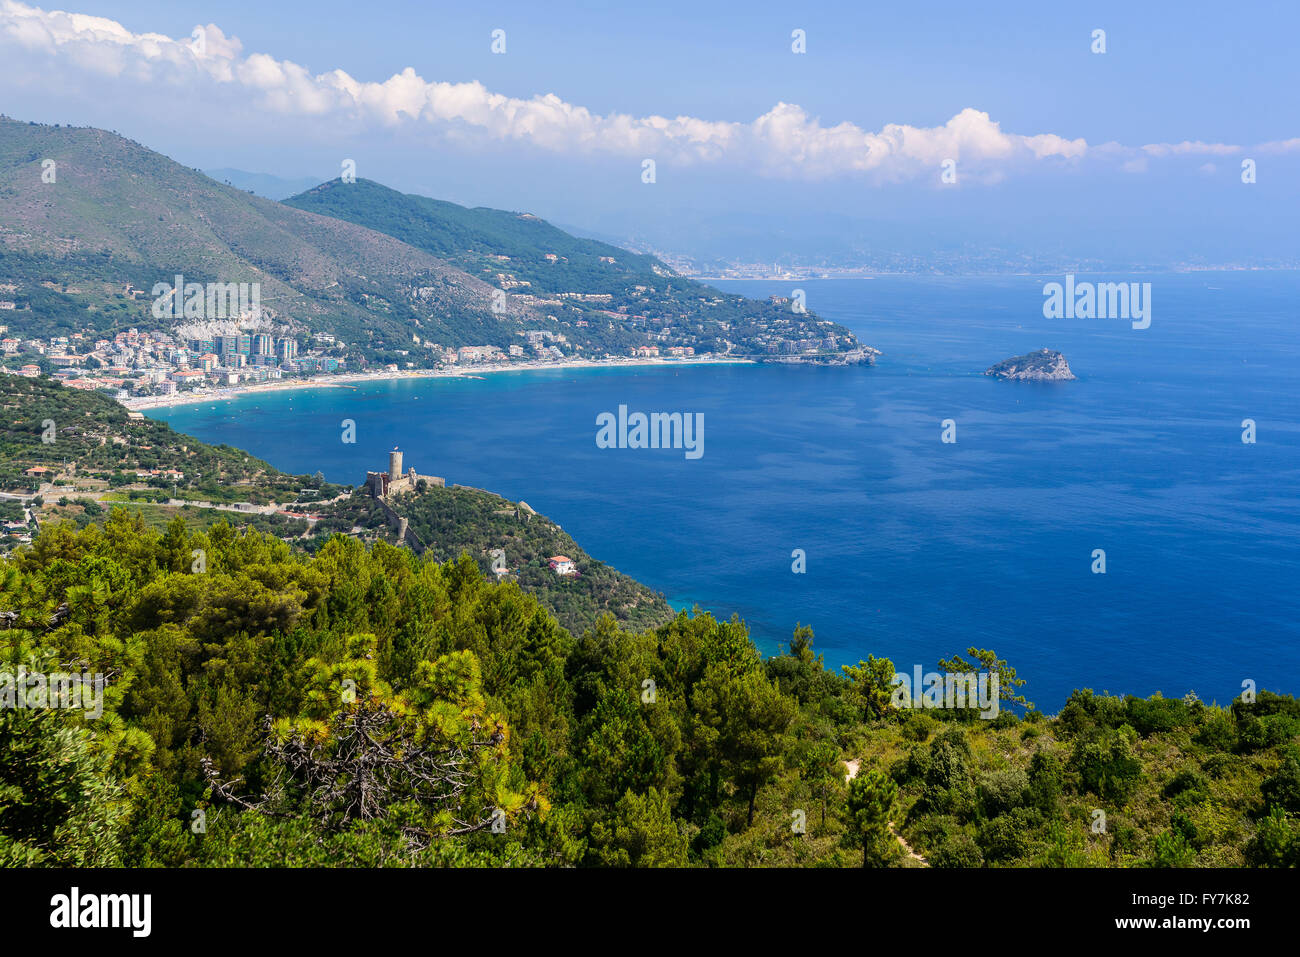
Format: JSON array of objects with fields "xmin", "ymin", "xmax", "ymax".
[{"xmin": 153, "ymin": 274, "xmax": 1300, "ymax": 711}]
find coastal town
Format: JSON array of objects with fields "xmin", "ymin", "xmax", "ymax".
[
  {"xmin": 0, "ymin": 319, "xmax": 585, "ymax": 402},
  {"xmin": 0, "ymin": 293, "xmax": 833, "ymax": 408},
  {"xmin": 0, "ymin": 248, "xmax": 870, "ymax": 409},
  {"xmin": 0, "ymin": 316, "xmax": 340, "ymax": 401},
  {"xmin": 0, "ymin": 314, "xmax": 772, "ymax": 412}
]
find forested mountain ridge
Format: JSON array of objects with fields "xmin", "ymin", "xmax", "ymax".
[
  {"xmin": 286, "ymin": 177, "xmax": 875, "ymax": 364},
  {"xmin": 286, "ymin": 178, "xmax": 670, "ymax": 298},
  {"xmin": 0, "ymin": 117, "xmax": 874, "ymax": 370},
  {"xmin": 0, "ymin": 116, "xmax": 536, "ymax": 356}
]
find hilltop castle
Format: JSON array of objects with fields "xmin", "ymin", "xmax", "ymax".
[{"xmin": 365, "ymin": 447, "xmax": 444, "ymax": 499}]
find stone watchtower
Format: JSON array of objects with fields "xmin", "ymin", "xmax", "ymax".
[{"xmin": 366, "ymin": 446, "xmax": 443, "ymax": 500}]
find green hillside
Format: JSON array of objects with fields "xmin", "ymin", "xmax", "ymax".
[
  {"xmin": 0, "ymin": 117, "xmax": 534, "ymax": 360},
  {"xmin": 286, "ymin": 178, "xmax": 669, "ymax": 297},
  {"xmin": 2, "ymin": 376, "xmax": 666, "ymax": 634},
  {"xmin": 0, "ymin": 117, "xmax": 874, "ymax": 367},
  {"xmin": 0, "ymin": 374, "xmax": 289, "ymax": 495},
  {"xmin": 286, "ymin": 179, "xmax": 875, "ymax": 362},
  {"xmin": 306, "ymin": 482, "xmax": 674, "ymax": 636}
]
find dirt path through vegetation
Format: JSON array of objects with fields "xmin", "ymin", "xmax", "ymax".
[{"xmin": 843, "ymin": 759, "xmax": 929, "ymax": 867}]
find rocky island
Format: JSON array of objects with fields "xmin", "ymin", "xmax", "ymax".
[{"xmin": 985, "ymin": 348, "xmax": 1076, "ymax": 381}]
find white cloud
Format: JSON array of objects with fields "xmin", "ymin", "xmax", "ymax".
[
  {"xmin": 0, "ymin": 1, "xmax": 1284, "ymax": 183},
  {"xmin": 1141, "ymin": 140, "xmax": 1241, "ymax": 157},
  {"xmin": 1257, "ymin": 138, "xmax": 1300, "ymax": 154}
]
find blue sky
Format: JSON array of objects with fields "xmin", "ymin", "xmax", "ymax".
[
  {"xmin": 49, "ymin": 0, "xmax": 1298, "ymax": 144},
  {"xmin": 3, "ymin": 0, "xmax": 1297, "ymax": 265}
]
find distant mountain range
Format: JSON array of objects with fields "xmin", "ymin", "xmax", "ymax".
[
  {"xmin": 205, "ymin": 168, "xmax": 327, "ymax": 202},
  {"xmin": 0, "ymin": 118, "xmax": 868, "ymax": 366}
]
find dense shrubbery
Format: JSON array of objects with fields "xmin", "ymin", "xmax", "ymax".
[
  {"xmin": 355, "ymin": 484, "xmax": 675, "ymax": 637},
  {"xmin": 1, "ymin": 513, "xmax": 1296, "ymax": 868}
]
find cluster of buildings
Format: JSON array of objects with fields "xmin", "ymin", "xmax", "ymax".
[
  {"xmin": 518, "ymin": 330, "xmax": 567, "ymax": 361},
  {"xmin": 757, "ymin": 335, "xmax": 841, "ymax": 355},
  {"xmin": 425, "ymin": 333, "xmax": 567, "ymax": 365},
  {"xmin": 750, "ymin": 304, "xmax": 844, "ymax": 355},
  {"xmin": 0, "ymin": 326, "xmax": 345, "ymax": 397},
  {"xmin": 628, "ymin": 345, "xmax": 696, "ymax": 358},
  {"xmin": 452, "ymin": 345, "xmax": 503, "ymax": 364}
]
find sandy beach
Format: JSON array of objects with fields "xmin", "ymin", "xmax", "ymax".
[{"xmin": 119, "ymin": 355, "xmax": 754, "ymax": 412}]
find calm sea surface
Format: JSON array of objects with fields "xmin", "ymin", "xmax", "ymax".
[{"xmin": 153, "ymin": 274, "xmax": 1300, "ymax": 710}]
